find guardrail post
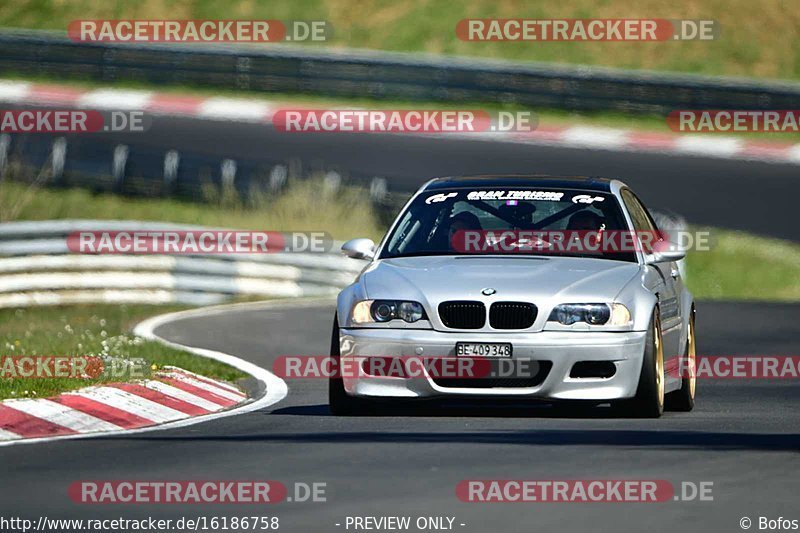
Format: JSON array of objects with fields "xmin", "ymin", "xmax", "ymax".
[
  {"xmin": 369, "ymin": 177, "xmax": 387, "ymax": 204},
  {"xmin": 221, "ymin": 159, "xmax": 237, "ymax": 194},
  {"xmin": 163, "ymin": 149, "xmax": 180, "ymax": 195},
  {"xmin": 269, "ymin": 165, "xmax": 287, "ymax": 192},
  {"xmin": 112, "ymin": 144, "xmax": 128, "ymax": 192},
  {"xmin": 236, "ymin": 56, "xmax": 251, "ymax": 90},
  {"xmin": 102, "ymin": 48, "xmax": 117, "ymax": 82},
  {"xmin": 323, "ymin": 170, "xmax": 341, "ymax": 195},
  {"xmin": 0, "ymin": 134, "xmax": 10, "ymax": 179},
  {"xmin": 51, "ymin": 137, "xmax": 67, "ymax": 185}
]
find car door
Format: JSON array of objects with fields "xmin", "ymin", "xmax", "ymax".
[{"xmin": 620, "ymin": 189, "xmax": 682, "ymax": 356}]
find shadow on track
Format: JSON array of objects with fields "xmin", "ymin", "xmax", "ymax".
[
  {"xmin": 109, "ymin": 401, "xmax": 800, "ymax": 452},
  {"xmin": 272, "ymin": 401, "xmax": 649, "ymax": 419},
  {"xmin": 121, "ymin": 427, "xmax": 800, "ymax": 451}
]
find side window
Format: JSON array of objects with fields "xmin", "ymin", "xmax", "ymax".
[
  {"xmin": 629, "ymin": 192, "xmax": 660, "ymax": 232},
  {"xmin": 621, "ymin": 189, "xmax": 654, "ymax": 231},
  {"xmin": 620, "ymin": 189, "xmax": 656, "ymax": 253}
]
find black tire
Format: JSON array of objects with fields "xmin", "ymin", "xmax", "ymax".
[
  {"xmin": 328, "ymin": 314, "xmax": 372, "ymax": 415},
  {"xmin": 615, "ymin": 310, "xmax": 665, "ymax": 418},
  {"xmin": 665, "ymin": 307, "xmax": 696, "ymax": 412}
]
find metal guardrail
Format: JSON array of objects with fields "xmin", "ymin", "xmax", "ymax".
[
  {"xmin": 0, "ymin": 219, "xmax": 366, "ymax": 308},
  {"xmin": 0, "ymin": 130, "xmax": 400, "ymax": 213},
  {"xmin": 0, "ymin": 214, "xmax": 689, "ymax": 308},
  {"xmin": 1, "ymin": 29, "xmax": 799, "ymax": 114}
]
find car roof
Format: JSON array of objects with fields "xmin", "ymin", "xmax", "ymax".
[{"xmin": 424, "ymin": 175, "xmax": 614, "ymax": 192}]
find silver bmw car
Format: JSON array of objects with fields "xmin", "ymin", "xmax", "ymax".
[{"xmin": 330, "ymin": 176, "xmax": 696, "ymax": 417}]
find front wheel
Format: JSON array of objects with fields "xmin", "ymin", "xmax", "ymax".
[
  {"xmin": 615, "ymin": 310, "xmax": 665, "ymax": 418},
  {"xmin": 328, "ymin": 315, "xmax": 372, "ymax": 415},
  {"xmin": 665, "ymin": 307, "xmax": 696, "ymax": 411}
]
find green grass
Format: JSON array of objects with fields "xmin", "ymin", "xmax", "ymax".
[
  {"xmin": 685, "ymin": 228, "xmax": 800, "ymax": 301},
  {"xmin": 1, "ymin": 0, "xmax": 798, "ymax": 80},
  {"xmin": 0, "ymin": 304, "xmax": 247, "ymax": 400},
  {"xmin": 0, "ymin": 177, "xmax": 386, "ymax": 242}
]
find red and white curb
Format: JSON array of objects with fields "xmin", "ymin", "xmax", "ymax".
[
  {"xmin": 0, "ymin": 367, "xmax": 246, "ymax": 442},
  {"xmin": 1, "ymin": 79, "xmax": 799, "ymax": 165},
  {"xmin": 0, "ymin": 298, "xmax": 305, "ymax": 447},
  {"xmin": 0, "ymin": 80, "xmax": 277, "ymax": 123}
]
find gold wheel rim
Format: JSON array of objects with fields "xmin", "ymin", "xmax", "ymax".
[
  {"xmin": 688, "ymin": 316, "xmax": 696, "ymax": 399},
  {"xmin": 655, "ymin": 319, "xmax": 665, "ymax": 409}
]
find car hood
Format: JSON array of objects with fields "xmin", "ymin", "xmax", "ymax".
[{"xmin": 361, "ymin": 255, "xmax": 641, "ymax": 329}]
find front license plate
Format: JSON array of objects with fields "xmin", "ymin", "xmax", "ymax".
[{"xmin": 455, "ymin": 342, "xmax": 512, "ymax": 358}]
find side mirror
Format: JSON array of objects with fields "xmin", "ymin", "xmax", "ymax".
[
  {"xmin": 341, "ymin": 238, "xmax": 375, "ymax": 260},
  {"xmin": 646, "ymin": 248, "xmax": 686, "ymax": 264}
]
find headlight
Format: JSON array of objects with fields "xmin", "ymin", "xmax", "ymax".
[
  {"xmin": 397, "ymin": 301, "xmax": 424, "ymax": 322},
  {"xmin": 548, "ymin": 303, "xmax": 631, "ymax": 326},
  {"xmin": 350, "ymin": 300, "xmax": 427, "ymax": 325}
]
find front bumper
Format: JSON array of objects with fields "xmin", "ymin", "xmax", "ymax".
[{"xmin": 339, "ymin": 328, "xmax": 647, "ymax": 400}]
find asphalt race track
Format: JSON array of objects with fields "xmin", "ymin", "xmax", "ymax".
[
  {"xmin": 15, "ymin": 114, "xmax": 800, "ymax": 241},
  {"xmin": 1, "ymin": 299, "xmax": 798, "ymax": 533},
  {"xmin": 1, "ymin": 125, "xmax": 798, "ymax": 533},
  {"xmin": 130, "ymin": 117, "xmax": 800, "ymax": 241}
]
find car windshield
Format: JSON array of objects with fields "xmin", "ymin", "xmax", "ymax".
[{"xmin": 380, "ymin": 187, "xmax": 637, "ymax": 262}]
